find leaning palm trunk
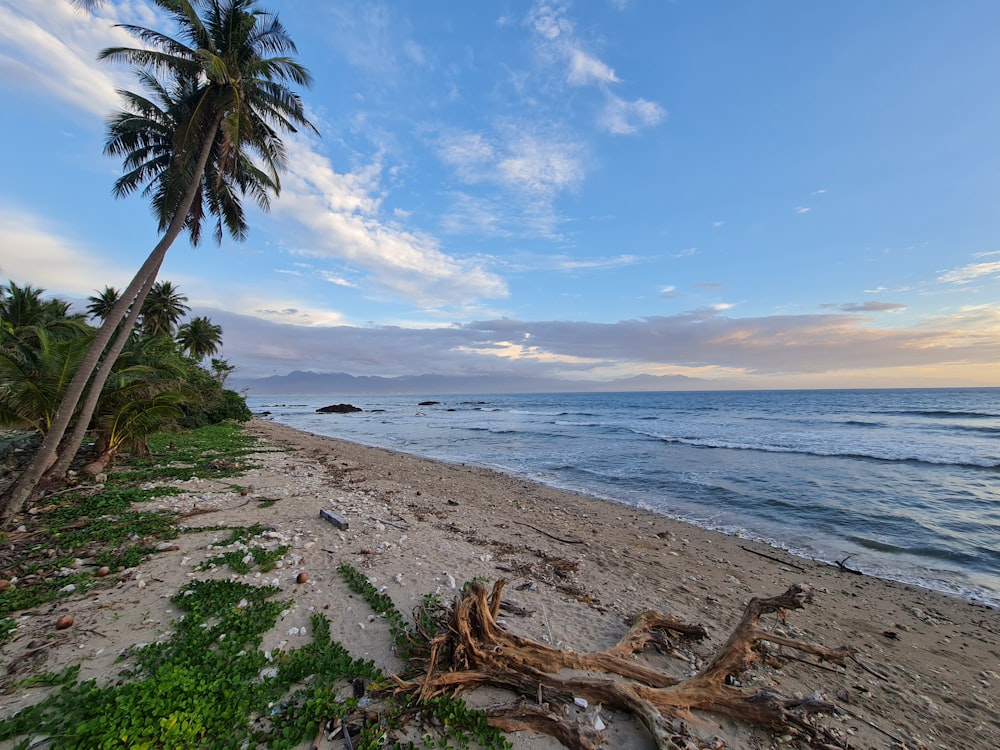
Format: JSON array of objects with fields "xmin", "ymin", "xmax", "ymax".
[
  {"xmin": 46, "ymin": 261, "xmax": 163, "ymax": 480},
  {"xmin": 1, "ymin": 117, "xmax": 221, "ymax": 523}
]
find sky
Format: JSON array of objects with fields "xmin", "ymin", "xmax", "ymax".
[{"xmin": 2, "ymin": 0, "xmax": 1000, "ymax": 390}]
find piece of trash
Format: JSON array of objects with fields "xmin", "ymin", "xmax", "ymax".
[
  {"xmin": 574, "ymin": 696, "xmax": 588, "ymax": 708},
  {"xmin": 319, "ymin": 509, "xmax": 349, "ymax": 529}
]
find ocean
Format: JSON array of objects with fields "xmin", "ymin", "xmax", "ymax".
[{"xmin": 247, "ymin": 388, "xmax": 1000, "ymax": 607}]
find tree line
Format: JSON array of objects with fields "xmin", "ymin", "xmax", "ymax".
[{"xmin": 1, "ymin": 278, "xmax": 249, "ymax": 481}]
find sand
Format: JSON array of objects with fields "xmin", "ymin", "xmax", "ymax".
[{"xmin": 1, "ymin": 419, "xmax": 998, "ymax": 749}]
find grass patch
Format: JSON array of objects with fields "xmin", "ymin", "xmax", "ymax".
[
  {"xmin": 115, "ymin": 422, "xmax": 266, "ymax": 483},
  {"xmin": 198, "ymin": 544, "xmax": 290, "ymax": 574}
]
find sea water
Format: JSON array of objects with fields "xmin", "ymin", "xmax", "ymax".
[{"xmin": 248, "ymin": 389, "xmax": 1000, "ymax": 607}]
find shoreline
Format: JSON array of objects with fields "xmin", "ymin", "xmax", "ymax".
[
  {"xmin": 253, "ymin": 394, "xmax": 1000, "ymax": 612},
  {"xmin": 3, "ymin": 418, "xmax": 998, "ymax": 748}
]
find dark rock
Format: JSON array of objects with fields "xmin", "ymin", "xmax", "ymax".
[
  {"xmin": 316, "ymin": 403, "xmax": 363, "ymax": 414},
  {"xmin": 418, "ymin": 400, "xmax": 440, "ymax": 406}
]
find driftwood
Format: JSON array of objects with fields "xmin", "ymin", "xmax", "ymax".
[{"xmin": 393, "ymin": 581, "xmax": 857, "ymax": 749}]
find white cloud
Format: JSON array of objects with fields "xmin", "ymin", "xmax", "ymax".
[
  {"xmin": 600, "ymin": 95, "xmax": 665, "ymax": 135},
  {"xmin": 497, "ymin": 134, "xmax": 585, "ymax": 195},
  {"xmin": 525, "ymin": 0, "xmax": 663, "ymax": 136},
  {"xmin": 567, "ymin": 49, "xmax": 619, "ymax": 86},
  {"xmin": 0, "ymin": 204, "xmax": 124, "ymax": 294},
  {"xmin": 319, "ymin": 272, "xmax": 359, "ymax": 289},
  {"xmin": 0, "ymin": 1, "xmax": 162, "ymax": 118},
  {"xmin": 275, "ymin": 136, "xmax": 508, "ymax": 310},
  {"xmin": 528, "ymin": 0, "xmax": 573, "ymax": 41},
  {"xmin": 554, "ymin": 254, "xmax": 638, "ymax": 270},
  {"xmin": 937, "ymin": 260, "xmax": 1000, "ymax": 285},
  {"xmin": 438, "ymin": 132, "xmax": 497, "ymax": 183},
  {"xmin": 439, "ymin": 128, "xmax": 585, "ymax": 197},
  {"xmin": 794, "ymin": 206, "xmax": 811, "ymax": 214}
]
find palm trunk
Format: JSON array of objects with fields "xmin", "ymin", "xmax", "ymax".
[
  {"xmin": 1, "ymin": 116, "xmax": 221, "ymax": 524},
  {"xmin": 46, "ymin": 261, "xmax": 163, "ymax": 480}
]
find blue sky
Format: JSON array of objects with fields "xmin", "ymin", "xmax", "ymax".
[{"xmin": 2, "ymin": 0, "xmax": 999, "ymax": 388}]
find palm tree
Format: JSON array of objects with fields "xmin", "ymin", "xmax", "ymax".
[
  {"xmin": 82, "ymin": 335, "xmax": 190, "ymax": 476},
  {"xmin": 1, "ymin": 281, "xmax": 51, "ymax": 330},
  {"xmin": 177, "ymin": 315, "xmax": 223, "ymax": 360},
  {"xmin": 1, "ymin": 282, "xmax": 90, "ymax": 358},
  {"xmin": 140, "ymin": 281, "xmax": 189, "ymax": 338},
  {"xmin": 3, "ymin": 0, "xmax": 316, "ymax": 521},
  {"xmin": 0, "ymin": 327, "xmax": 91, "ymax": 435},
  {"xmin": 86, "ymin": 286, "xmax": 122, "ymax": 323}
]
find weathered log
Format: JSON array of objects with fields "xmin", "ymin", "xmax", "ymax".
[{"xmin": 393, "ymin": 580, "xmax": 857, "ymax": 749}]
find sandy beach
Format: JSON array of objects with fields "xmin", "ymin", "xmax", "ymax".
[{"xmin": 2, "ymin": 419, "xmax": 998, "ymax": 749}]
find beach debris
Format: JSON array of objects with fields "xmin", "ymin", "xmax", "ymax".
[
  {"xmin": 392, "ymin": 580, "xmax": 858, "ymax": 749},
  {"xmin": 739, "ymin": 544, "xmax": 807, "ymax": 573},
  {"xmin": 319, "ymin": 509, "xmax": 349, "ymax": 530},
  {"xmin": 372, "ymin": 516, "xmax": 408, "ymax": 531},
  {"xmin": 835, "ymin": 555, "xmax": 862, "ymax": 575}
]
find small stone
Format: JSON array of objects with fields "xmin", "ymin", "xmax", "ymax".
[
  {"xmin": 97, "ymin": 567, "xmax": 111, "ymax": 577},
  {"xmin": 56, "ymin": 615, "xmax": 74, "ymax": 629},
  {"xmin": 296, "ymin": 572, "xmax": 308, "ymax": 584}
]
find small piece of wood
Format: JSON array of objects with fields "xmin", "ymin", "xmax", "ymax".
[
  {"xmin": 739, "ymin": 544, "xmax": 807, "ymax": 572},
  {"xmin": 320, "ymin": 509, "xmax": 349, "ymax": 529}
]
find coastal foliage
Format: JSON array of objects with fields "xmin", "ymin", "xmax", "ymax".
[{"xmin": 1, "ymin": 278, "xmax": 250, "ymax": 496}]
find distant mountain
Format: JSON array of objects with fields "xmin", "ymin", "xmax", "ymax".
[{"xmin": 232, "ymin": 371, "xmax": 701, "ymax": 396}]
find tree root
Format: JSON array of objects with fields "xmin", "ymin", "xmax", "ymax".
[{"xmin": 394, "ymin": 581, "xmax": 858, "ymax": 749}]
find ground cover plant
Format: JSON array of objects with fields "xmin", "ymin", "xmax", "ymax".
[
  {"xmin": 0, "ymin": 423, "xmax": 257, "ymax": 641},
  {"xmin": 0, "ymin": 423, "xmax": 511, "ymax": 750}
]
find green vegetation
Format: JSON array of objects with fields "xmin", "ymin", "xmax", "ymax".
[
  {"xmin": 0, "ymin": 276, "xmax": 253, "ymax": 499},
  {"xmin": 0, "ymin": 422, "xmax": 512, "ymax": 749},
  {"xmin": 197, "ymin": 543, "xmax": 290, "ymax": 574},
  {"xmin": 0, "ymin": 425, "xmax": 253, "ymax": 637},
  {"xmin": 0, "ymin": 577, "xmax": 383, "ymax": 750}
]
